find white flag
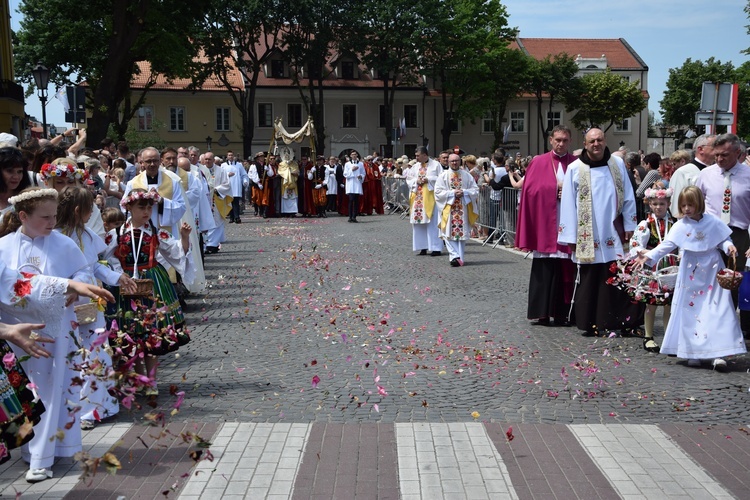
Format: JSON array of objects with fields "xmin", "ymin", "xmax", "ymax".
[
  {"xmin": 56, "ymin": 87, "xmax": 70, "ymax": 112},
  {"xmin": 685, "ymin": 128, "xmax": 696, "ymax": 139}
]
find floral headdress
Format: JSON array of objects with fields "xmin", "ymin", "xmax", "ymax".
[
  {"xmin": 643, "ymin": 187, "xmax": 673, "ymax": 200},
  {"xmin": 8, "ymin": 188, "xmax": 58, "ymax": 206},
  {"xmin": 120, "ymin": 189, "xmax": 161, "ymax": 208},
  {"xmin": 40, "ymin": 158, "xmax": 88, "ymax": 182}
]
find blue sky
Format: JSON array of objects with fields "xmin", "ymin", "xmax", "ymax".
[{"xmin": 11, "ymin": 0, "xmax": 750, "ymax": 127}]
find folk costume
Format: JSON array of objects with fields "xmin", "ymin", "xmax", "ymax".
[
  {"xmin": 434, "ymin": 167, "xmax": 479, "ymax": 265},
  {"xmin": 406, "ymin": 158, "xmax": 442, "ymax": 252},
  {"xmin": 0, "ymin": 227, "xmax": 88, "ymax": 471},
  {"xmin": 307, "ymin": 161, "xmax": 328, "ymax": 217},
  {"xmin": 300, "ymin": 161, "xmax": 317, "ymax": 216},
  {"xmin": 103, "ymin": 218, "xmax": 188, "ymax": 354},
  {"xmin": 558, "ymin": 148, "xmax": 643, "ymax": 334},
  {"xmin": 516, "ymin": 151, "xmax": 577, "ymax": 324},
  {"xmin": 642, "ymin": 213, "xmax": 746, "ymax": 359}
]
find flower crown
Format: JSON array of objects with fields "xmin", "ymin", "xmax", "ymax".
[
  {"xmin": 8, "ymin": 188, "xmax": 58, "ymax": 206},
  {"xmin": 120, "ymin": 189, "xmax": 161, "ymax": 208},
  {"xmin": 643, "ymin": 187, "xmax": 673, "ymax": 199},
  {"xmin": 40, "ymin": 160, "xmax": 88, "ymax": 182}
]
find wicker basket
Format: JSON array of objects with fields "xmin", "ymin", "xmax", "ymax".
[
  {"xmin": 122, "ymin": 278, "xmax": 154, "ymax": 297},
  {"xmin": 717, "ymin": 256, "xmax": 742, "ymax": 291},
  {"xmin": 654, "ymin": 266, "xmax": 679, "ymax": 291},
  {"xmin": 74, "ymin": 302, "xmax": 99, "ymax": 324}
]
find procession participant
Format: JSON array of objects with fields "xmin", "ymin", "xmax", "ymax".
[
  {"xmin": 629, "ymin": 186, "xmax": 676, "ymax": 353},
  {"xmin": 249, "ymin": 152, "xmax": 266, "ymax": 217},
  {"xmin": 0, "ymin": 188, "xmax": 89, "ymax": 482},
  {"xmin": 326, "ymin": 156, "xmax": 339, "ymax": 212},
  {"xmin": 336, "ymin": 156, "xmax": 349, "ymax": 216},
  {"xmin": 370, "ymin": 157, "xmax": 385, "ymax": 215},
  {"xmin": 203, "ymin": 151, "xmax": 231, "ymax": 254},
  {"xmin": 221, "ymin": 151, "xmax": 248, "ymax": 223},
  {"xmin": 298, "ymin": 154, "xmax": 316, "ymax": 217},
  {"xmin": 343, "ymin": 151, "xmax": 365, "ymax": 223},
  {"xmin": 308, "ymin": 155, "xmax": 328, "ymax": 217},
  {"xmin": 359, "ymin": 156, "xmax": 374, "ymax": 216},
  {"xmin": 407, "ymin": 146, "xmax": 442, "ymax": 255},
  {"xmin": 434, "ymin": 154, "xmax": 479, "ymax": 267},
  {"xmin": 260, "ymin": 153, "xmax": 278, "ymax": 218},
  {"xmin": 634, "ymin": 186, "xmax": 745, "ymax": 370},
  {"xmin": 558, "ymin": 128, "xmax": 642, "ymax": 336},
  {"xmin": 516, "ymin": 125, "xmax": 578, "ymax": 326},
  {"xmin": 0, "ymin": 146, "xmax": 32, "ymax": 217},
  {"xmin": 277, "ymin": 146, "xmax": 300, "ymax": 217},
  {"xmin": 122, "ymin": 147, "xmax": 186, "ymax": 236}
]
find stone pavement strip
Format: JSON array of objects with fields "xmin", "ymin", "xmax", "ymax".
[{"xmin": 0, "ymin": 214, "xmax": 749, "ymax": 498}]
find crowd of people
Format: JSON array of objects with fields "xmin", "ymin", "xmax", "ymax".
[{"xmin": 0, "ymin": 122, "xmax": 748, "ymax": 483}]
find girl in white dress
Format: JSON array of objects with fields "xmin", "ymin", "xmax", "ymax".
[
  {"xmin": 0, "ymin": 188, "xmax": 89, "ymax": 481},
  {"xmin": 634, "ymin": 186, "xmax": 746, "ymax": 370},
  {"xmin": 55, "ymin": 187, "xmax": 136, "ymax": 430}
]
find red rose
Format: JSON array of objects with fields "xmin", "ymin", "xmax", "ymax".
[
  {"xmin": 13, "ymin": 279, "xmax": 31, "ymax": 298},
  {"xmin": 7, "ymin": 370, "xmax": 22, "ymax": 388},
  {"xmin": 22, "ymin": 402, "xmax": 32, "ymax": 417}
]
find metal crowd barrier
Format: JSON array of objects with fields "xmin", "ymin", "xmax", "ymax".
[
  {"xmin": 475, "ymin": 186, "xmax": 519, "ymax": 248},
  {"xmin": 383, "ymin": 177, "xmax": 411, "ymax": 217}
]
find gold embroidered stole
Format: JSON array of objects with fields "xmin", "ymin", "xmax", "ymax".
[{"xmin": 576, "ymin": 158, "xmax": 623, "ymax": 263}]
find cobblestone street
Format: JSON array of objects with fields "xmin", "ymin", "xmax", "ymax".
[{"xmin": 166, "ymin": 212, "xmax": 750, "ymax": 426}]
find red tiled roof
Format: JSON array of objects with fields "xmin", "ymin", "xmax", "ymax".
[
  {"xmin": 512, "ymin": 38, "xmax": 646, "ymax": 70},
  {"xmin": 132, "ymin": 55, "xmax": 244, "ymax": 91}
]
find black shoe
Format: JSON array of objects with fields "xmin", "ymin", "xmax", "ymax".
[
  {"xmin": 430, "ymin": 251, "xmax": 442, "ymax": 257},
  {"xmin": 419, "ymin": 249, "xmax": 427, "ymax": 255},
  {"xmin": 352, "ymin": 219, "xmax": 359, "ymax": 223},
  {"xmin": 643, "ymin": 337, "xmax": 660, "ymax": 353},
  {"xmin": 322, "ymin": 211, "xmax": 327, "ymax": 218},
  {"xmin": 235, "ymin": 219, "xmax": 241, "ymax": 224},
  {"xmin": 582, "ymin": 329, "xmax": 597, "ymax": 337},
  {"xmin": 450, "ymin": 258, "xmax": 460, "ymax": 267},
  {"xmin": 205, "ymin": 246, "xmax": 219, "ymax": 254},
  {"xmin": 620, "ymin": 328, "xmax": 644, "ymax": 338},
  {"xmin": 531, "ymin": 318, "xmax": 551, "ymax": 326}
]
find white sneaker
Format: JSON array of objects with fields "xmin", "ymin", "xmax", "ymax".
[
  {"xmin": 712, "ymin": 358, "xmax": 728, "ymax": 372},
  {"xmin": 687, "ymin": 359, "xmax": 701, "ymax": 367},
  {"xmin": 80, "ymin": 419, "xmax": 95, "ymax": 430},
  {"xmin": 26, "ymin": 468, "xmax": 53, "ymax": 483}
]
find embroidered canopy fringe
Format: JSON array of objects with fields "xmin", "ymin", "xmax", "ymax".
[{"xmin": 274, "ymin": 117, "xmax": 316, "ymax": 145}]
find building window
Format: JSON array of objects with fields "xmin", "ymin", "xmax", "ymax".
[
  {"xmin": 404, "ymin": 144, "xmax": 417, "ymax": 159},
  {"xmin": 216, "ymin": 107, "xmax": 230, "ymax": 131},
  {"xmin": 615, "ymin": 118, "xmax": 631, "ymax": 132},
  {"xmin": 404, "ymin": 105, "xmax": 418, "ymax": 128},
  {"xmin": 343, "ymin": 104, "xmax": 357, "ymax": 128},
  {"xmin": 510, "ymin": 111, "xmax": 525, "ymax": 133},
  {"xmin": 287, "ymin": 103, "xmax": 302, "ymax": 128},
  {"xmin": 271, "ymin": 60, "xmax": 285, "ymax": 78},
  {"xmin": 341, "ymin": 61, "xmax": 355, "ymax": 79},
  {"xmin": 547, "ymin": 111, "xmax": 562, "ymax": 130},
  {"xmin": 137, "ymin": 106, "xmax": 153, "ymax": 131},
  {"xmin": 169, "ymin": 107, "xmax": 185, "ymax": 131},
  {"xmin": 446, "ymin": 112, "xmax": 461, "ymax": 133},
  {"xmin": 481, "ymin": 111, "xmax": 493, "ymax": 135},
  {"xmin": 258, "ymin": 103, "xmax": 273, "ymax": 128}
]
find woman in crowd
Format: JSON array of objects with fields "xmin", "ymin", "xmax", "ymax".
[{"xmin": 0, "ymin": 147, "xmax": 32, "ymax": 216}]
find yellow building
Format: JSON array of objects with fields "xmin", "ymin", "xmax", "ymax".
[{"xmin": 0, "ymin": 0, "xmax": 24, "ymax": 136}]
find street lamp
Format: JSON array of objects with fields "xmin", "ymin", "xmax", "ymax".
[
  {"xmin": 205, "ymin": 136, "xmax": 213, "ymax": 152},
  {"xmin": 31, "ymin": 63, "xmax": 50, "ymax": 139},
  {"xmin": 658, "ymin": 126, "xmax": 668, "ymax": 156}
]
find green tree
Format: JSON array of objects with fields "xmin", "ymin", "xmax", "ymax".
[
  {"xmin": 659, "ymin": 57, "xmax": 736, "ymax": 129},
  {"xmin": 14, "ymin": 0, "xmax": 208, "ymax": 146},
  {"xmin": 281, "ymin": 0, "xmax": 355, "ymax": 155},
  {"xmin": 734, "ymin": 61, "xmax": 750, "ymax": 141},
  {"xmin": 421, "ymin": 0, "xmax": 517, "ymax": 151},
  {"xmin": 524, "ymin": 53, "xmax": 580, "ymax": 152},
  {"xmin": 566, "ymin": 69, "xmax": 646, "ymax": 132},
  {"xmin": 486, "ymin": 49, "xmax": 532, "ymax": 151},
  {"xmin": 345, "ymin": 0, "xmax": 426, "ymax": 156},
  {"xmin": 199, "ymin": 1, "xmax": 286, "ymax": 159}
]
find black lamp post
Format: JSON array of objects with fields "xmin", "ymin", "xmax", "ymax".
[
  {"xmin": 205, "ymin": 136, "xmax": 213, "ymax": 152},
  {"xmin": 658, "ymin": 126, "xmax": 668, "ymax": 156},
  {"xmin": 31, "ymin": 63, "xmax": 50, "ymax": 139}
]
